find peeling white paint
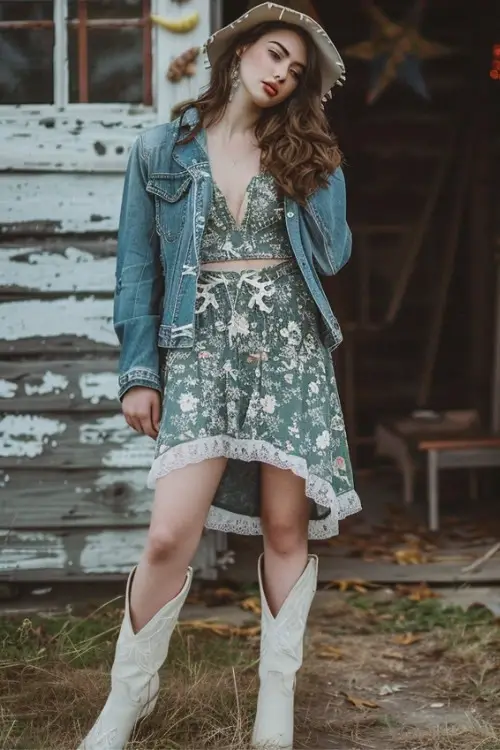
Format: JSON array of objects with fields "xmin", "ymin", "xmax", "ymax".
[
  {"xmin": 103, "ymin": 439, "xmax": 155, "ymax": 469},
  {"xmin": 0, "ymin": 527, "xmax": 220, "ymax": 577},
  {"xmin": 24, "ymin": 371, "xmax": 69, "ymax": 396},
  {"xmin": 80, "ymin": 530, "xmax": 147, "ymax": 573},
  {"xmin": 79, "ymin": 372, "xmax": 117, "ymax": 403},
  {"xmin": 78, "ymin": 415, "xmax": 154, "ymax": 468},
  {"xmin": 94, "ymin": 469, "xmax": 151, "ymax": 513},
  {"xmin": 80, "ymin": 414, "xmax": 131, "ymax": 446},
  {"xmin": 0, "ymin": 530, "xmax": 67, "ymax": 571},
  {"xmin": 0, "ymin": 379, "xmax": 17, "ymax": 398},
  {"xmin": 1, "ymin": 131, "xmax": 133, "ymax": 174},
  {"xmin": 0, "ymin": 414, "xmax": 67, "ymax": 458},
  {"xmin": 0, "ymin": 173, "xmax": 123, "ymax": 233},
  {"xmin": 0, "ymin": 112, "xmax": 158, "ymax": 174},
  {"xmin": 0, "ymin": 247, "xmax": 115, "ymax": 292},
  {"xmin": 94, "ymin": 469, "xmax": 147, "ymax": 493},
  {"xmin": 0, "ymin": 297, "xmax": 115, "ymax": 346},
  {"xmin": 0, "ymin": 471, "xmax": 10, "ymax": 487}
]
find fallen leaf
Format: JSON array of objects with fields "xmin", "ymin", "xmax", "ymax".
[
  {"xmin": 239, "ymin": 597, "xmax": 262, "ymax": 615},
  {"xmin": 315, "ymin": 645, "xmax": 344, "ymax": 660},
  {"xmin": 345, "ymin": 694, "xmax": 379, "ymax": 709},
  {"xmin": 232, "ymin": 625, "xmax": 261, "ymax": 638},
  {"xmin": 179, "ymin": 619, "xmax": 261, "ymax": 638},
  {"xmin": 396, "ymin": 583, "xmax": 440, "ymax": 602},
  {"xmin": 393, "ymin": 548, "xmax": 428, "ymax": 565},
  {"xmin": 324, "ymin": 579, "xmax": 375, "ymax": 593},
  {"xmin": 393, "ymin": 633, "xmax": 422, "ymax": 646}
]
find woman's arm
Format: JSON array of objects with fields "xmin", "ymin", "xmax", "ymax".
[
  {"xmin": 113, "ymin": 135, "xmax": 164, "ymax": 401},
  {"xmin": 305, "ymin": 166, "xmax": 352, "ymax": 276}
]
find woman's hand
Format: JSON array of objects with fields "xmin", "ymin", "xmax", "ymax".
[{"xmin": 122, "ymin": 387, "xmax": 161, "ymax": 438}]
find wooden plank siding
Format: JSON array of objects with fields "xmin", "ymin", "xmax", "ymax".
[
  {"xmin": 0, "ymin": 529, "xmax": 224, "ymax": 581},
  {"xmin": 0, "ymin": 0, "xmax": 226, "ymax": 580},
  {"xmin": 0, "ymin": 239, "xmax": 226, "ymax": 580},
  {"xmin": 0, "ymin": 174, "xmax": 124, "ymax": 236}
]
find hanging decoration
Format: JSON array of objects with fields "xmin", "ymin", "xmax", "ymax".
[
  {"xmin": 490, "ymin": 44, "xmax": 500, "ymax": 81},
  {"xmin": 150, "ymin": 11, "xmax": 199, "ymax": 34},
  {"xmin": 343, "ymin": 0, "xmax": 453, "ymax": 104},
  {"xmin": 167, "ymin": 46, "xmax": 200, "ymax": 82}
]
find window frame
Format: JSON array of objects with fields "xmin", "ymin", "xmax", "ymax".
[{"xmin": 0, "ymin": 0, "xmax": 159, "ymax": 122}]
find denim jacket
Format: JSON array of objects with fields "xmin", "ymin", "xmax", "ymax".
[{"xmin": 114, "ymin": 107, "xmax": 352, "ymax": 400}]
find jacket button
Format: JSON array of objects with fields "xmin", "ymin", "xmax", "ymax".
[{"xmin": 287, "ymin": 211, "xmax": 294, "ymax": 218}]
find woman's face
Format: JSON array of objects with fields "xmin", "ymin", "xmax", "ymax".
[{"xmin": 237, "ymin": 28, "xmax": 307, "ymax": 109}]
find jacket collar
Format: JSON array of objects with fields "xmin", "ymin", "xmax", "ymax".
[{"xmin": 172, "ymin": 106, "xmax": 209, "ymax": 172}]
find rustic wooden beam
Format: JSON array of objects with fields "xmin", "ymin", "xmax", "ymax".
[
  {"xmin": 416, "ymin": 123, "xmax": 475, "ymax": 407},
  {"xmin": 468, "ymin": 4, "xmax": 495, "ymax": 422},
  {"xmin": 492, "ymin": 253, "xmax": 500, "ymax": 432},
  {"xmin": 77, "ymin": 0, "xmax": 89, "ymax": 103},
  {"xmin": 384, "ymin": 124, "xmax": 459, "ymax": 325}
]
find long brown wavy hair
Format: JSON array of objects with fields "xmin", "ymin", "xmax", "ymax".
[{"xmin": 177, "ymin": 20, "xmax": 342, "ymax": 205}]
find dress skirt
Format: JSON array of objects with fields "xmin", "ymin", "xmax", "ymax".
[{"xmin": 147, "ymin": 258, "xmax": 361, "ymax": 539}]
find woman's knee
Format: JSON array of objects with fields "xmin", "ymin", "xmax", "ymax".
[
  {"xmin": 145, "ymin": 524, "xmax": 190, "ymax": 565},
  {"xmin": 262, "ymin": 514, "xmax": 307, "ymax": 555}
]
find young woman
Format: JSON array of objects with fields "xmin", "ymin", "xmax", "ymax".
[{"xmin": 78, "ymin": 3, "xmax": 361, "ymax": 749}]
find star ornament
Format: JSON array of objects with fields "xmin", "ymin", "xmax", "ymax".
[{"xmin": 343, "ymin": 0, "xmax": 454, "ymax": 104}]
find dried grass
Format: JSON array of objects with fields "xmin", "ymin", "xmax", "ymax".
[{"xmin": 2, "ymin": 593, "xmax": 500, "ymax": 749}]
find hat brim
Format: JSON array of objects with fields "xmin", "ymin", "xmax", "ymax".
[{"xmin": 205, "ymin": 2, "xmax": 345, "ymax": 97}]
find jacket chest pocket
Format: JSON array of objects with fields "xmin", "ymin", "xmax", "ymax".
[{"xmin": 146, "ymin": 171, "xmax": 192, "ymax": 242}]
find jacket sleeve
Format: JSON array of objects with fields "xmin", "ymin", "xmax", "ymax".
[
  {"xmin": 113, "ymin": 135, "xmax": 164, "ymax": 401},
  {"xmin": 306, "ymin": 166, "xmax": 352, "ymax": 276}
]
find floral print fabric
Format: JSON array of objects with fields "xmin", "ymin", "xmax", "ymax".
[
  {"xmin": 199, "ymin": 173, "xmax": 295, "ymax": 263},
  {"xmin": 148, "ymin": 260, "xmax": 361, "ymax": 540}
]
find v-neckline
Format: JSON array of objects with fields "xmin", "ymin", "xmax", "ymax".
[
  {"xmin": 201, "ymin": 127, "xmax": 264, "ymax": 231},
  {"xmin": 213, "ymin": 175, "xmax": 260, "ymax": 231}
]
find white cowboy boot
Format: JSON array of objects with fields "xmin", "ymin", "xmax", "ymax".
[
  {"xmin": 251, "ymin": 554, "xmax": 318, "ymax": 750},
  {"xmin": 78, "ymin": 565, "xmax": 193, "ymax": 749}
]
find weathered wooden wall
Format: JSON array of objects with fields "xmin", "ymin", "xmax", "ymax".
[
  {"xmin": 0, "ymin": 240, "xmax": 227, "ymax": 579},
  {"xmin": 0, "ymin": 0, "xmax": 229, "ymax": 580}
]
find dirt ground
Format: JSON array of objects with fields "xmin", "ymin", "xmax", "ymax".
[{"xmin": 1, "ymin": 581, "xmax": 500, "ymax": 749}]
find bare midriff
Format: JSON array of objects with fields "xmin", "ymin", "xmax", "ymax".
[{"xmin": 200, "ymin": 258, "xmax": 286, "ymax": 272}]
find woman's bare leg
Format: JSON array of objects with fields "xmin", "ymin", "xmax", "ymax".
[
  {"xmin": 130, "ymin": 457, "xmax": 228, "ymax": 631},
  {"xmin": 260, "ymin": 464, "xmax": 309, "ymax": 615}
]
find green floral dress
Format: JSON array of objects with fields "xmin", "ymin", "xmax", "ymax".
[{"xmin": 147, "ymin": 171, "xmax": 361, "ymax": 539}]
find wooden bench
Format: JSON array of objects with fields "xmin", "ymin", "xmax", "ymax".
[{"xmin": 375, "ymin": 410, "xmax": 500, "ymax": 531}]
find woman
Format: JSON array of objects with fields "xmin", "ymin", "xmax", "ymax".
[{"xmin": 78, "ymin": 3, "xmax": 361, "ymax": 749}]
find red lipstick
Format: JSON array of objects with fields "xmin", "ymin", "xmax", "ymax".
[{"xmin": 262, "ymin": 81, "xmax": 278, "ymax": 97}]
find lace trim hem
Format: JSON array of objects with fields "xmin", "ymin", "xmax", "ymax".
[{"xmin": 147, "ymin": 436, "xmax": 362, "ymax": 540}]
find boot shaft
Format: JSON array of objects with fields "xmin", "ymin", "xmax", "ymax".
[{"xmin": 257, "ymin": 555, "xmax": 318, "ymax": 679}]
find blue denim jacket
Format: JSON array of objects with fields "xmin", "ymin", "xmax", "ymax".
[{"xmin": 114, "ymin": 107, "xmax": 352, "ymax": 400}]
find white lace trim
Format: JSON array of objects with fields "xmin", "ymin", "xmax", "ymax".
[{"xmin": 147, "ymin": 436, "xmax": 362, "ymax": 540}]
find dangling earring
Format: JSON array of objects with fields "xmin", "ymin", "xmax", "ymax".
[{"xmin": 229, "ymin": 59, "xmax": 240, "ymax": 101}]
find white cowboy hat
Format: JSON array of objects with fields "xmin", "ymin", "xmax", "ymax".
[{"xmin": 203, "ymin": 2, "xmax": 346, "ymax": 99}]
